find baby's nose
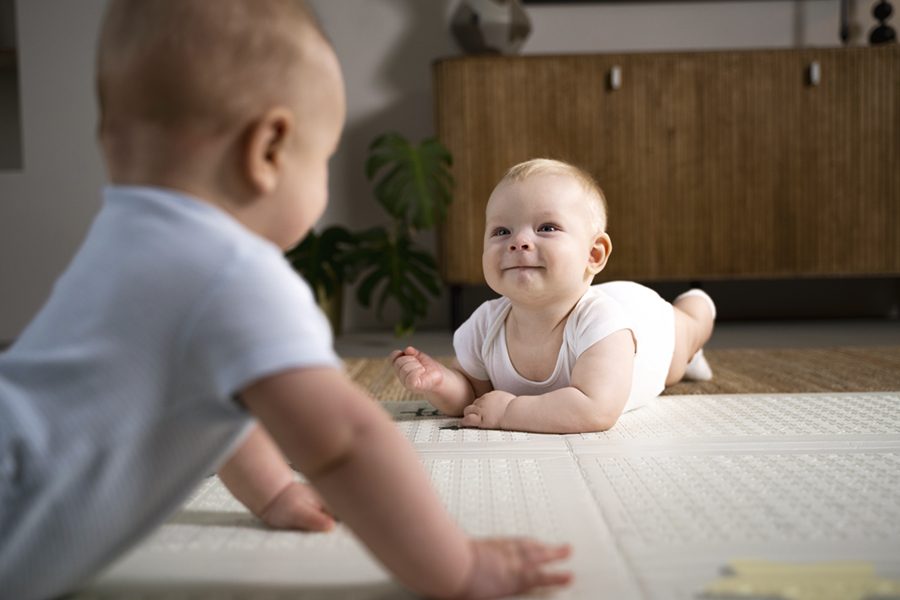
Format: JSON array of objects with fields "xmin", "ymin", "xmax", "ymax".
[{"xmin": 509, "ymin": 239, "xmax": 531, "ymax": 251}]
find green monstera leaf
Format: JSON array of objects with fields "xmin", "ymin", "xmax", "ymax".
[
  {"xmin": 285, "ymin": 225, "xmax": 358, "ymax": 303},
  {"xmin": 345, "ymin": 227, "xmax": 442, "ymax": 337},
  {"xmin": 285, "ymin": 133, "xmax": 453, "ymax": 337},
  {"xmin": 365, "ymin": 133, "xmax": 453, "ymax": 231}
]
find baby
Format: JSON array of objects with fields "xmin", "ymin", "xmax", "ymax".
[
  {"xmin": 393, "ymin": 158, "xmax": 716, "ymax": 433},
  {"xmin": 0, "ymin": 3, "xmax": 570, "ymax": 599}
]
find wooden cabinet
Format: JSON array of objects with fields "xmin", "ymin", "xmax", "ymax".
[{"xmin": 433, "ymin": 46, "xmax": 900, "ymax": 285}]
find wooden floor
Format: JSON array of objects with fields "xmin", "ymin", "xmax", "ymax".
[
  {"xmin": 337, "ymin": 317, "xmax": 900, "ymax": 402},
  {"xmin": 665, "ymin": 346, "xmax": 900, "ymax": 395},
  {"xmin": 346, "ymin": 345, "xmax": 900, "ymax": 403},
  {"xmin": 336, "ymin": 318, "xmax": 900, "ymax": 355}
]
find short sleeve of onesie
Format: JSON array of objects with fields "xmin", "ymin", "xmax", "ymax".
[
  {"xmin": 184, "ymin": 245, "xmax": 341, "ymax": 401},
  {"xmin": 567, "ymin": 288, "xmax": 636, "ymax": 357}
]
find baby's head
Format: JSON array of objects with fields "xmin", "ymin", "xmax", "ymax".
[
  {"xmin": 96, "ymin": 0, "xmax": 345, "ymax": 248},
  {"xmin": 483, "ymin": 158, "xmax": 612, "ymax": 303},
  {"xmin": 499, "ymin": 159, "xmax": 608, "ymax": 235}
]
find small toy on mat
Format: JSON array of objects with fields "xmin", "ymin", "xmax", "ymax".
[{"xmin": 700, "ymin": 559, "xmax": 900, "ymax": 600}]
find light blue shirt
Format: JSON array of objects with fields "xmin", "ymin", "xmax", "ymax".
[{"xmin": 0, "ymin": 186, "xmax": 339, "ymax": 600}]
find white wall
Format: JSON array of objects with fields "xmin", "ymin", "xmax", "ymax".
[
  {"xmin": 0, "ymin": 1, "xmax": 107, "ymax": 342},
  {"xmin": 0, "ymin": 0, "xmax": 873, "ymax": 340}
]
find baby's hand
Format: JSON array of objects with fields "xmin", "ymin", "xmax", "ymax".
[
  {"xmin": 390, "ymin": 346, "xmax": 444, "ymax": 393},
  {"xmin": 452, "ymin": 538, "xmax": 572, "ymax": 599},
  {"xmin": 461, "ymin": 391, "xmax": 515, "ymax": 429},
  {"xmin": 259, "ymin": 481, "xmax": 335, "ymax": 532}
]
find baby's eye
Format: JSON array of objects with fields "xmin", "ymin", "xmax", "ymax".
[
  {"xmin": 491, "ymin": 227, "xmax": 510, "ymax": 237},
  {"xmin": 537, "ymin": 223, "xmax": 559, "ymax": 232}
]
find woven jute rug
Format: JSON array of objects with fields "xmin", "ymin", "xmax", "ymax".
[{"xmin": 345, "ymin": 346, "xmax": 900, "ymax": 402}]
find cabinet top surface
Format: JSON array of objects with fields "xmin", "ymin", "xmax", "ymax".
[{"xmin": 433, "ymin": 44, "xmax": 898, "ymax": 66}]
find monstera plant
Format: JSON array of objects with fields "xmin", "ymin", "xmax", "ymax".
[
  {"xmin": 285, "ymin": 224, "xmax": 357, "ymax": 335},
  {"xmin": 350, "ymin": 133, "xmax": 454, "ymax": 336},
  {"xmin": 287, "ymin": 133, "xmax": 453, "ymax": 337}
]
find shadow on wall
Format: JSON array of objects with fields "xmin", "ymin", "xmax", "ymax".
[
  {"xmin": 336, "ymin": 0, "xmax": 457, "ymax": 231},
  {"xmin": 377, "ymin": 0, "xmax": 458, "ymax": 93},
  {"xmin": 330, "ymin": 0, "xmax": 459, "ymax": 332},
  {"xmin": 792, "ymin": 0, "xmax": 865, "ymax": 46}
]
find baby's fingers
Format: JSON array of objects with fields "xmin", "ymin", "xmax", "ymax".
[
  {"xmin": 521, "ymin": 567, "xmax": 573, "ymax": 590},
  {"xmin": 393, "ymin": 357, "xmax": 423, "ymax": 379},
  {"xmin": 520, "ymin": 541, "xmax": 572, "ymax": 569},
  {"xmin": 460, "ymin": 406, "xmax": 482, "ymax": 428},
  {"xmin": 520, "ymin": 542, "xmax": 573, "ymax": 589},
  {"xmin": 522, "ymin": 539, "xmax": 571, "ymax": 560},
  {"xmin": 260, "ymin": 484, "xmax": 335, "ymax": 532},
  {"xmin": 289, "ymin": 503, "xmax": 335, "ymax": 532},
  {"xmin": 392, "ymin": 355, "xmax": 421, "ymax": 374},
  {"xmin": 401, "ymin": 368, "xmax": 432, "ymax": 391},
  {"xmin": 517, "ymin": 540, "xmax": 572, "ymax": 589},
  {"xmin": 461, "ymin": 538, "xmax": 572, "ymax": 599}
]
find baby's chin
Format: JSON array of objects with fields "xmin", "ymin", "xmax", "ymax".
[{"xmin": 493, "ymin": 274, "xmax": 548, "ymax": 297}]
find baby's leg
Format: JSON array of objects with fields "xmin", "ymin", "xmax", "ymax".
[{"xmin": 665, "ymin": 289, "xmax": 716, "ymax": 385}]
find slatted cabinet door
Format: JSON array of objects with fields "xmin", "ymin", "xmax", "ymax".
[{"xmin": 433, "ymin": 46, "xmax": 900, "ymax": 284}]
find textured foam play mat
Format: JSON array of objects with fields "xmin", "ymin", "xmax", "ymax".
[{"xmin": 77, "ymin": 392, "xmax": 900, "ymax": 599}]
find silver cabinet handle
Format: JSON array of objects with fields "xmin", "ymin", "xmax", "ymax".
[
  {"xmin": 808, "ymin": 61, "xmax": 821, "ymax": 86},
  {"xmin": 609, "ymin": 65, "xmax": 622, "ymax": 91}
]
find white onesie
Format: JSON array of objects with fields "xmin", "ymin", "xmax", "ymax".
[{"xmin": 453, "ymin": 281, "xmax": 675, "ymax": 412}]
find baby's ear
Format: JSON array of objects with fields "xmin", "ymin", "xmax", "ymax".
[
  {"xmin": 587, "ymin": 233, "xmax": 612, "ymax": 275},
  {"xmin": 244, "ymin": 106, "xmax": 295, "ymax": 194}
]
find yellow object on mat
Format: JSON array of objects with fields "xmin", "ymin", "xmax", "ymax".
[{"xmin": 701, "ymin": 560, "xmax": 900, "ymax": 600}]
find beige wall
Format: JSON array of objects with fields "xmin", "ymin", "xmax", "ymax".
[
  {"xmin": 0, "ymin": 1, "xmax": 106, "ymax": 342},
  {"xmin": 0, "ymin": 0, "xmax": 872, "ymax": 340}
]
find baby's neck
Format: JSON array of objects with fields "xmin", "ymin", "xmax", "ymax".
[
  {"xmin": 104, "ymin": 124, "xmax": 238, "ymax": 206},
  {"xmin": 104, "ymin": 126, "xmax": 267, "ymax": 236},
  {"xmin": 506, "ymin": 296, "xmax": 580, "ymax": 340},
  {"xmin": 504, "ymin": 296, "xmax": 582, "ymax": 382}
]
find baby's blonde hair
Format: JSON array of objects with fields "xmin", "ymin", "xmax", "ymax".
[
  {"xmin": 97, "ymin": 0, "xmax": 325, "ymax": 136},
  {"xmin": 499, "ymin": 159, "xmax": 608, "ymax": 233}
]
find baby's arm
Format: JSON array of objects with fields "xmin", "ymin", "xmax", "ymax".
[
  {"xmin": 218, "ymin": 425, "xmax": 334, "ymax": 531},
  {"xmin": 462, "ymin": 330, "xmax": 634, "ymax": 433},
  {"xmin": 391, "ymin": 346, "xmax": 492, "ymax": 416},
  {"xmin": 241, "ymin": 367, "xmax": 571, "ymax": 599}
]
